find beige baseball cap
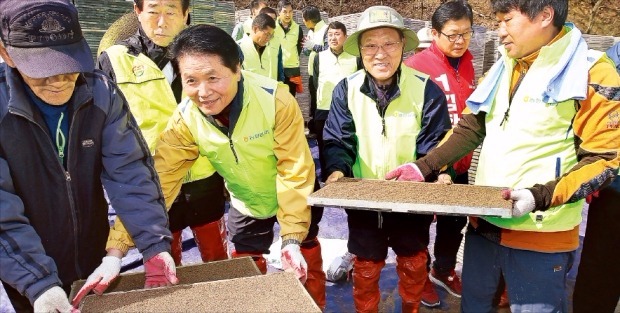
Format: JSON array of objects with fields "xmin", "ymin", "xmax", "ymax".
[
  {"xmin": 343, "ymin": 6, "xmax": 418, "ymax": 57},
  {"xmin": 417, "ymin": 27, "xmax": 432, "ymax": 49}
]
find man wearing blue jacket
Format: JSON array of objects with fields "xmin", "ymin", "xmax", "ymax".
[{"xmin": 0, "ymin": 0, "xmax": 177, "ymax": 311}]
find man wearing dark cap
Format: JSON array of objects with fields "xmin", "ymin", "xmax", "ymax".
[{"xmin": 0, "ymin": 0, "xmax": 178, "ymax": 311}]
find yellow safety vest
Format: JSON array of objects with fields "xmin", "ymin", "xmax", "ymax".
[
  {"xmin": 180, "ymin": 71, "xmax": 280, "ymax": 218},
  {"xmin": 238, "ymin": 35, "xmax": 279, "ymax": 80},
  {"xmin": 105, "ymin": 45, "xmax": 215, "ymax": 183},
  {"xmin": 274, "ymin": 20, "xmax": 300, "ymax": 69},
  {"xmin": 347, "ymin": 66, "xmax": 427, "ymax": 179},
  {"xmin": 317, "ymin": 49, "xmax": 358, "ymax": 111},
  {"xmin": 476, "ymin": 46, "xmax": 603, "ymax": 231}
]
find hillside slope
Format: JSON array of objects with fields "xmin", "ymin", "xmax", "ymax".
[{"xmin": 234, "ymin": 0, "xmax": 620, "ymax": 37}]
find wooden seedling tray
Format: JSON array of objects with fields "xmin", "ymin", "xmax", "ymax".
[
  {"xmin": 70, "ymin": 257, "xmax": 261, "ymax": 300},
  {"xmin": 308, "ymin": 178, "xmax": 512, "ymax": 218},
  {"xmin": 79, "ymin": 272, "xmax": 321, "ymax": 312}
]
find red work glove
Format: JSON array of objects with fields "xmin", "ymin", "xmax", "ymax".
[
  {"xmin": 144, "ymin": 252, "xmax": 179, "ymax": 288},
  {"xmin": 281, "ymin": 242, "xmax": 308, "ymax": 284},
  {"xmin": 501, "ymin": 188, "xmax": 536, "ymax": 217},
  {"xmin": 71, "ymin": 256, "xmax": 121, "ymax": 306},
  {"xmin": 585, "ymin": 191, "xmax": 599, "ymax": 204},
  {"xmin": 385, "ymin": 163, "xmax": 424, "ymax": 181}
]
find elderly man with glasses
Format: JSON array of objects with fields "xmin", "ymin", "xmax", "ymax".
[{"xmin": 322, "ymin": 6, "xmax": 451, "ymax": 313}]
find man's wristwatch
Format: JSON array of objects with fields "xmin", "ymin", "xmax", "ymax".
[{"xmin": 281, "ymin": 239, "xmax": 301, "ymax": 249}]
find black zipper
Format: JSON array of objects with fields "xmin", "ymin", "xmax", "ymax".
[
  {"xmin": 376, "ymin": 100, "xmax": 388, "ymax": 136},
  {"xmin": 500, "ymin": 67, "xmax": 527, "ymax": 127},
  {"xmin": 9, "ymin": 106, "xmax": 83, "ymax": 277},
  {"xmin": 228, "ymin": 133, "xmax": 239, "ymax": 164}
]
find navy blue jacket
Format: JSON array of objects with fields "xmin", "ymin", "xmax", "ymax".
[
  {"xmin": 0, "ymin": 64, "xmax": 170, "ymax": 303},
  {"xmin": 323, "ymin": 67, "xmax": 451, "ymax": 178}
]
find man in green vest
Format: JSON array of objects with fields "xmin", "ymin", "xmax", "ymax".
[
  {"xmin": 323, "ymin": 6, "xmax": 451, "ymax": 312},
  {"xmin": 237, "ymin": 13, "xmax": 284, "ymax": 82},
  {"xmin": 97, "ymin": 0, "xmax": 229, "ymax": 268},
  {"xmin": 389, "ymin": 0, "xmax": 620, "ymax": 311},
  {"xmin": 274, "ymin": 0, "xmax": 304, "ymax": 97},
  {"xmin": 231, "ymin": 0, "xmax": 267, "ymax": 41},
  {"xmin": 311, "ymin": 21, "xmax": 359, "ymax": 182},
  {"xmin": 302, "ymin": 5, "xmax": 328, "ymax": 138},
  {"xmin": 154, "ymin": 24, "xmax": 326, "ymax": 310}
]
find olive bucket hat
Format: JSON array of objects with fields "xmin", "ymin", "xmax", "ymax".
[{"xmin": 343, "ymin": 6, "xmax": 419, "ymax": 56}]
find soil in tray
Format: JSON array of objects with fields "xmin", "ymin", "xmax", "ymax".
[
  {"xmin": 312, "ymin": 178, "xmax": 511, "ymax": 209},
  {"xmin": 80, "ymin": 272, "xmax": 320, "ymax": 312},
  {"xmin": 70, "ymin": 257, "xmax": 260, "ymax": 299}
]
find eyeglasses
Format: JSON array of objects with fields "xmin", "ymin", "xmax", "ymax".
[
  {"xmin": 440, "ymin": 30, "xmax": 474, "ymax": 42},
  {"xmin": 360, "ymin": 41, "xmax": 402, "ymax": 55}
]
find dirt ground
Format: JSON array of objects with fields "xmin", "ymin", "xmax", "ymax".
[{"xmin": 233, "ymin": 0, "xmax": 620, "ymax": 37}]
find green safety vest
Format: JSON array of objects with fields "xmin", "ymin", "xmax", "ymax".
[
  {"xmin": 180, "ymin": 71, "xmax": 280, "ymax": 218},
  {"xmin": 476, "ymin": 38, "xmax": 604, "ymax": 231},
  {"xmin": 238, "ymin": 35, "xmax": 279, "ymax": 80},
  {"xmin": 105, "ymin": 45, "xmax": 215, "ymax": 183},
  {"xmin": 317, "ymin": 49, "xmax": 358, "ymax": 111},
  {"xmin": 274, "ymin": 20, "xmax": 300, "ymax": 69},
  {"xmin": 242, "ymin": 18, "xmax": 253, "ymax": 37},
  {"xmin": 347, "ymin": 66, "xmax": 427, "ymax": 179}
]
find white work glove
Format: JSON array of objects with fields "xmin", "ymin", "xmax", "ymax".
[
  {"xmin": 281, "ymin": 242, "xmax": 308, "ymax": 284},
  {"xmin": 71, "ymin": 256, "xmax": 121, "ymax": 306},
  {"xmin": 144, "ymin": 252, "xmax": 179, "ymax": 288},
  {"xmin": 34, "ymin": 286, "xmax": 76, "ymax": 313},
  {"xmin": 326, "ymin": 251, "xmax": 355, "ymax": 282},
  {"xmin": 501, "ymin": 188, "xmax": 536, "ymax": 217},
  {"xmin": 385, "ymin": 163, "xmax": 425, "ymax": 182}
]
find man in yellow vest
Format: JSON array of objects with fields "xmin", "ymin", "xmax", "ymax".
[
  {"xmin": 311, "ymin": 21, "xmax": 359, "ymax": 182},
  {"xmin": 97, "ymin": 0, "xmax": 229, "ymax": 268},
  {"xmin": 154, "ymin": 24, "xmax": 326, "ymax": 310},
  {"xmin": 231, "ymin": 0, "xmax": 267, "ymax": 41},
  {"xmin": 302, "ymin": 5, "xmax": 328, "ymax": 137},
  {"xmin": 237, "ymin": 13, "xmax": 284, "ymax": 82},
  {"xmin": 389, "ymin": 0, "xmax": 620, "ymax": 311},
  {"xmin": 274, "ymin": 0, "xmax": 304, "ymax": 97},
  {"xmin": 323, "ymin": 6, "xmax": 451, "ymax": 312}
]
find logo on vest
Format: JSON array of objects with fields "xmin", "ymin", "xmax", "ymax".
[
  {"xmin": 608, "ymin": 111, "xmax": 619, "ymax": 129},
  {"xmin": 132, "ymin": 65, "xmax": 145, "ymax": 77},
  {"xmin": 522, "ymin": 95, "xmax": 546, "ymax": 105},
  {"xmin": 244, "ymin": 129, "xmax": 270, "ymax": 142},
  {"xmin": 392, "ymin": 111, "xmax": 416, "ymax": 118}
]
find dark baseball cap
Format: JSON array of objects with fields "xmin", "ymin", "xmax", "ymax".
[{"xmin": 0, "ymin": 0, "xmax": 94, "ymax": 78}]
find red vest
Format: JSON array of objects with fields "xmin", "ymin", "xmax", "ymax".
[{"xmin": 404, "ymin": 42, "xmax": 476, "ymax": 175}]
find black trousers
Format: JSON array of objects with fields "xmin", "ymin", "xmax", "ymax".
[
  {"xmin": 168, "ymin": 174, "xmax": 225, "ymax": 232},
  {"xmin": 572, "ymin": 177, "xmax": 620, "ymax": 313}
]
